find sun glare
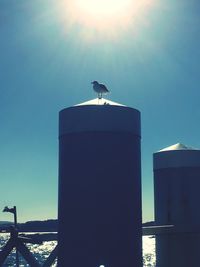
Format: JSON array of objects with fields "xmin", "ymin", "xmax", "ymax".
[
  {"xmin": 59, "ymin": 0, "xmax": 155, "ymax": 40},
  {"xmin": 73, "ymin": 0, "xmax": 132, "ymax": 16}
]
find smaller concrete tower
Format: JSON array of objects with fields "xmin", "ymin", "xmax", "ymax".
[{"xmin": 154, "ymin": 143, "xmax": 200, "ymax": 267}]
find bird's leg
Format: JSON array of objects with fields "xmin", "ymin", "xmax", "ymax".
[{"xmin": 98, "ymin": 93, "xmax": 102, "ymax": 100}]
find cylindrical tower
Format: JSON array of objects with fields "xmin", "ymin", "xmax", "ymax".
[
  {"xmin": 154, "ymin": 143, "xmax": 200, "ymax": 267},
  {"xmin": 58, "ymin": 99, "xmax": 142, "ymax": 267}
]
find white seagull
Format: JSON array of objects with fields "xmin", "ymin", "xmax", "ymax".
[{"xmin": 91, "ymin": 81, "xmax": 109, "ymax": 99}]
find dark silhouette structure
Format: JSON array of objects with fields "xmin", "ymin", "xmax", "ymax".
[
  {"xmin": 58, "ymin": 102, "xmax": 142, "ymax": 267},
  {"xmin": 154, "ymin": 143, "xmax": 200, "ymax": 267},
  {"xmin": 3, "ymin": 206, "xmax": 19, "ymax": 266},
  {"xmin": 0, "ymin": 227, "xmax": 57, "ymax": 266},
  {"xmin": 1, "ymin": 207, "xmax": 57, "ymax": 266}
]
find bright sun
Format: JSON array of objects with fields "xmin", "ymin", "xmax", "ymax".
[
  {"xmin": 72, "ymin": 0, "xmax": 132, "ymax": 16},
  {"xmin": 59, "ymin": 0, "xmax": 155, "ymax": 39}
]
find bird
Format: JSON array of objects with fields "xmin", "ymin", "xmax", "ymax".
[{"xmin": 91, "ymin": 81, "xmax": 109, "ymax": 99}]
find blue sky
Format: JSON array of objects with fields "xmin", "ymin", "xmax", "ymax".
[{"xmin": 0, "ymin": 0, "xmax": 200, "ymax": 222}]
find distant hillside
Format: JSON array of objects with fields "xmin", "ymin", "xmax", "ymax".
[
  {"xmin": 143, "ymin": 221, "xmax": 155, "ymax": 227},
  {"xmin": 0, "ymin": 221, "xmax": 12, "ymax": 225},
  {"xmin": 0, "ymin": 219, "xmax": 58, "ymax": 232}
]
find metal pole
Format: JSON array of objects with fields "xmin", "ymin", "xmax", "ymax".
[
  {"xmin": 13, "ymin": 206, "xmax": 19, "ymax": 267},
  {"xmin": 13, "ymin": 206, "xmax": 17, "ymax": 228}
]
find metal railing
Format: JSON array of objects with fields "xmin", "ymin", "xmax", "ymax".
[{"xmin": 0, "ymin": 227, "xmax": 57, "ymax": 267}]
